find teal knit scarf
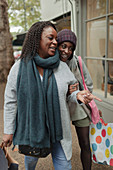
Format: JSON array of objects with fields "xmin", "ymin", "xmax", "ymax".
[{"xmin": 13, "ymin": 50, "xmax": 63, "ymax": 148}]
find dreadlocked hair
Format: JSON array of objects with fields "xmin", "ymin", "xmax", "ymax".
[{"xmin": 20, "ymin": 21, "xmax": 57, "ymax": 59}]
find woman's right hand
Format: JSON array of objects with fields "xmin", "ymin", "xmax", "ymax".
[
  {"xmin": 77, "ymin": 90, "xmax": 102, "ymax": 104},
  {"xmin": 2, "ymin": 134, "xmax": 13, "ymax": 147}
]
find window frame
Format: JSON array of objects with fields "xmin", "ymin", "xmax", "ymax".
[{"xmin": 79, "ymin": 0, "xmax": 113, "ymax": 102}]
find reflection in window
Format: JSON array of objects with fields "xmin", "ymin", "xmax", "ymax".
[
  {"xmin": 110, "ymin": 0, "xmax": 113, "ymax": 13},
  {"xmin": 87, "ymin": 18, "xmax": 106, "ymax": 58},
  {"xmin": 53, "ymin": 15, "xmax": 71, "ymax": 32},
  {"xmin": 108, "ymin": 16, "xmax": 113, "ymax": 59},
  {"xmin": 87, "ymin": 60, "xmax": 113, "ymax": 97},
  {"xmin": 87, "ymin": 0, "xmax": 106, "ymax": 19},
  {"xmin": 87, "ymin": 18, "xmax": 113, "ymax": 98},
  {"xmin": 87, "ymin": 59, "xmax": 104, "ymax": 92},
  {"xmin": 87, "ymin": 19, "xmax": 106, "ymax": 94},
  {"xmin": 86, "ymin": 0, "xmax": 113, "ymax": 99},
  {"xmin": 108, "ymin": 16, "xmax": 113, "ymax": 89}
]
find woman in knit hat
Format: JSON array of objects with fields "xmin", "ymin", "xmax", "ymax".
[{"xmin": 57, "ymin": 29, "xmax": 93, "ymax": 170}]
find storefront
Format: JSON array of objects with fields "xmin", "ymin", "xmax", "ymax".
[
  {"xmin": 40, "ymin": 0, "xmax": 113, "ymax": 122},
  {"xmin": 40, "ymin": 0, "xmax": 73, "ymax": 31},
  {"xmin": 76, "ymin": 0, "xmax": 113, "ymax": 122}
]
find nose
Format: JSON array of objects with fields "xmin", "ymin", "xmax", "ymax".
[
  {"xmin": 65, "ymin": 48, "xmax": 69, "ymax": 53},
  {"xmin": 53, "ymin": 38, "xmax": 57, "ymax": 46}
]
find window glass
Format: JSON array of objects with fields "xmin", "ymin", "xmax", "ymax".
[
  {"xmin": 87, "ymin": 59, "xmax": 113, "ymax": 99},
  {"xmin": 108, "ymin": 16, "xmax": 113, "ymax": 59},
  {"xmin": 54, "ymin": 15, "xmax": 71, "ymax": 32},
  {"xmin": 86, "ymin": 0, "xmax": 113, "ymax": 100},
  {"xmin": 108, "ymin": 60, "xmax": 113, "ymax": 87},
  {"xmin": 87, "ymin": 0, "xmax": 106, "ymax": 19},
  {"xmin": 87, "ymin": 59, "xmax": 105, "ymax": 96},
  {"xmin": 86, "ymin": 17, "xmax": 113, "ymax": 99},
  {"xmin": 87, "ymin": 18, "xmax": 106, "ymax": 58},
  {"xmin": 110, "ymin": 0, "xmax": 113, "ymax": 13},
  {"xmin": 108, "ymin": 16, "xmax": 113, "ymax": 93}
]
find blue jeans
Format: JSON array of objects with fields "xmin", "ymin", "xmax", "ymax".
[{"xmin": 24, "ymin": 142, "xmax": 72, "ymax": 170}]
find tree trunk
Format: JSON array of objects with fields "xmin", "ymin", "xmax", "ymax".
[{"xmin": 0, "ymin": 0, "xmax": 14, "ymax": 109}]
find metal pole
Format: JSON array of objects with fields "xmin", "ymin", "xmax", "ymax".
[
  {"xmin": 23, "ymin": 0, "xmax": 27, "ymax": 31},
  {"xmin": 68, "ymin": 0, "xmax": 74, "ymax": 31},
  {"xmin": 104, "ymin": 0, "xmax": 109, "ymax": 98}
]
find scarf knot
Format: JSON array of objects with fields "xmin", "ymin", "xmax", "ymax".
[{"xmin": 33, "ymin": 50, "xmax": 60, "ymax": 69}]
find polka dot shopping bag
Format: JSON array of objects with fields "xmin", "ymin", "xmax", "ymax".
[{"xmin": 90, "ymin": 118, "xmax": 113, "ymax": 166}]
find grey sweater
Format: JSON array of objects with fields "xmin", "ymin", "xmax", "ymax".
[
  {"xmin": 4, "ymin": 59, "xmax": 79, "ymax": 161},
  {"xmin": 68, "ymin": 55, "xmax": 93, "ymax": 121}
]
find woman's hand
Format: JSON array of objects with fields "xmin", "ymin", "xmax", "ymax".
[
  {"xmin": 2, "ymin": 134, "xmax": 13, "ymax": 147},
  {"xmin": 77, "ymin": 90, "xmax": 102, "ymax": 104},
  {"xmin": 68, "ymin": 83, "xmax": 79, "ymax": 95}
]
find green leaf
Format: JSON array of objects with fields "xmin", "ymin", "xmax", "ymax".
[{"xmin": 8, "ymin": 0, "xmax": 41, "ymax": 35}]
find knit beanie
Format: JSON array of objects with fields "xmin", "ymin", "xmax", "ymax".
[{"xmin": 57, "ymin": 29, "xmax": 77, "ymax": 50}]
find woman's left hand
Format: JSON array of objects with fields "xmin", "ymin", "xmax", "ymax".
[
  {"xmin": 2, "ymin": 134, "xmax": 13, "ymax": 147},
  {"xmin": 68, "ymin": 83, "xmax": 79, "ymax": 95},
  {"xmin": 77, "ymin": 90, "xmax": 102, "ymax": 104}
]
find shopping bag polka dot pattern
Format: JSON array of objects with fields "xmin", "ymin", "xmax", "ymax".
[{"xmin": 90, "ymin": 119, "xmax": 113, "ymax": 166}]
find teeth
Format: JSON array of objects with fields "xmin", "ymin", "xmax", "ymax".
[
  {"xmin": 51, "ymin": 47, "xmax": 55, "ymax": 49},
  {"xmin": 61, "ymin": 55, "xmax": 68, "ymax": 58}
]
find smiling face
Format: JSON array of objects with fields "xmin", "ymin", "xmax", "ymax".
[
  {"xmin": 38, "ymin": 26, "xmax": 57, "ymax": 58},
  {"xmin": 58, "ymin": 42, "xmax": 74, "ymax": 62}
]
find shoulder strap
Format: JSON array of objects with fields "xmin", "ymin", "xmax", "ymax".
[{"xmin": 78, "ymin": 56, "xmax": 88, "ymax": 90}]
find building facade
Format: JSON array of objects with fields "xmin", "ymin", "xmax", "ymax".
[{"xmin": 40, "ymin": 0, "xmax": 113, "ymax": 122}]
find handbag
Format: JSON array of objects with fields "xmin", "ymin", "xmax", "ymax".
[
  {"xmin": 90, "ymin": 117, "xmax": 113, "ymax": 166},
  {"xmin": 18, "ymin": 145, "xmax": 52, "ymax": 157},
  {"xmin": 78, "ymin": 56, "xmax": 100, "ymax": 124}
]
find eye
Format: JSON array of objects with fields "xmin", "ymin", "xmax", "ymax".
[
  {"xmin": 61, "ymin": 44, "xmax": 67, "ymax": 49},
  {"xmin": 69, "ymin": 47, "xmax": 73, "ymax": 51},
  {"xmin": 48, "ymin": 36, "xmax": 53, "ymax": 40}
]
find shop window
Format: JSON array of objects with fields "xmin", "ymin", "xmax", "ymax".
[
  {"xmin": 87, "ymin": 59, "xmax": 105, "ymax": 93},
  {"xmin": 86, "ymin": 0, "xmax": 113, "ymax": 99},
  {"xmin": 110, "ymin": 0, "xmax": 113, "ymax": 13},
  {"xmin": 87, "ymin": 18, "xmax": 106, "ymax": 58},
  {"xmin": 108, "ymin": 15, "xmax": 113, "ymax": 92},
  {"xmin": 53, "ymin": 13, "xmax": 71, "ymax": 32},
  {"xmin": 87, "ymin": 0, "xmax": 106, "ymax": 19}
]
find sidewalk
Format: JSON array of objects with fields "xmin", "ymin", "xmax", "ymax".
[{"xmin": 0, "ymin": 109, "xmax": 112, "ymax": 170}]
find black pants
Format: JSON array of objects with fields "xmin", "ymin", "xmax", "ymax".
[{"xmin": 8, "ymin": 163, "xmax": 18, "ymax": 170}]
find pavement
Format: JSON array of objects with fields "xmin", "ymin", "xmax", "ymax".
[{"xmin": 0, "ymin": 109, "xmax": 113, "ymax": 170}]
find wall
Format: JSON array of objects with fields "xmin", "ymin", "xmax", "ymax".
[{"xmin": 40, "ymin": 0, "xmax": 71, "ymax": 20}]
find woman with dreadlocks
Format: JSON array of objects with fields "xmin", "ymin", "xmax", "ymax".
[{"xmin": 2, "ymin": 21, "xmax": 101, "ymax": 170}]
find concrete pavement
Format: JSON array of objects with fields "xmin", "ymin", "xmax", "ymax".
[{"xmin": 0, "ymin": 109, "xmax": 112, "ymax": 170}]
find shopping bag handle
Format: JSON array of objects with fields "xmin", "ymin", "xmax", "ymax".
[
  {"xmin": 98, "ymin": 110, "xmax": 108, "ymax": 125},
  {"xmin": 100, "ymin": 118, "xmax": 108, "ymax": 126}
]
